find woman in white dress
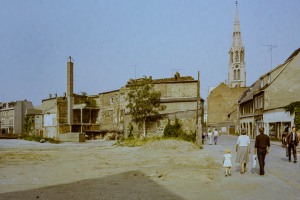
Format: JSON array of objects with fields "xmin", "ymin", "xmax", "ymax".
[{"xmin": 236, "ymin": 129, "xmax": 251, "ymax": 174}]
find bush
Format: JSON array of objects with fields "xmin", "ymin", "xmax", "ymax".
[{"xmin": 163, "ymin": 118, "xmax": 196, "ymax": 142}]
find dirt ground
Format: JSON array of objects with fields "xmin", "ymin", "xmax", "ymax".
[
  {"xmin": 0, "ymin": 137, "xmax": 299, "ymax": 200},
  {"xmin": 0, "ymin": 139, "xmax": 220, "ymax": 199}
]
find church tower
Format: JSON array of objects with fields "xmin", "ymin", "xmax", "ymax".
[{"xmin": 228, "ymin": 1, "xmax": 246, "ymax": 88}]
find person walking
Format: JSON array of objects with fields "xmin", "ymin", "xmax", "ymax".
[
  {"xmin": 213, "ymin": 128, "xmax": 219, "ymax": 145},
  {"xmin": 208, "ymin": 130, "xmax": 213, "ymax": 145},
  {"xmin": 254, "ymin": 127, "xmax": 270, "ymax": 176},
  {"xmin": 223, "ymin": 149, "xmax": 232, "ymax": 177},
  {"xmin": 236, "ymin": 129, "xmax": 250, "ymax": 174},
  {"xmin": 202, "ymin": 131, "xmax": 206, "ymax": 145},
  {"xmin": 286, "ymin": 126, "xmax": 299, "ymax": 163}
]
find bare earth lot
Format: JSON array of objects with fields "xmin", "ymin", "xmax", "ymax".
[{"xmin": 0, "ymin": 136, "xmax": 299, "ymax": 200}]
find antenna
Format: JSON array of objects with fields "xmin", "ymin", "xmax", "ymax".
[
  {"xmin": 262, "ymin": 44, "xmax": 277, "ymax": 70},
  {"xmin": 133, "ymin": 65, "xmax": 137, "ymax": 79}
]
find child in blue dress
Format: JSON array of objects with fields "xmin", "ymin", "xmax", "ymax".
[{"xmin": 223, "ymin": 149, "xmax": 232, "ymax": 177}]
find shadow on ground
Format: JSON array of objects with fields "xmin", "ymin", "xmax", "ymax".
[{"xmin": 0, "ymin": 171, "xmax": 183, "ymax": 200}]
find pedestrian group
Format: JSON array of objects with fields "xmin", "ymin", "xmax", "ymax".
[{"xmin": 214, "ymin": 126, "xmax": 299, "ymax": 177}]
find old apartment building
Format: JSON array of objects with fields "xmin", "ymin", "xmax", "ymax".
[
  {"xmin": 25, "ymin": 107, "xmax": 43, "ymax": 136},
  {"xmin": 239, "ymin": 48, "xmax": 300, "ymax": 139},
  {"xmin": 96, "ymin": 74, "xmax": 204, "ymax": 138},
  {"xmin": 0, "ymin": 100, "xmax": 34, "ymax": 135}
]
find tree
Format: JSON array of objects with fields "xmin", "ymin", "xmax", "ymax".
[
  {"xmin": 23, "ymin": 116, "xmax": 33, "ymax": 135},
  {"xmin": 284, "ymin": 101, "xmax": 300, "ymax": 129},
  {"xmin": 126, "ymin": 76, "xmax": 166, "ymax": 137}
]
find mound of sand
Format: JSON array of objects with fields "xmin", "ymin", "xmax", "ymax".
[{"xmin": 141, "ymin": 139, "xmax": 198, "ymax": 151}]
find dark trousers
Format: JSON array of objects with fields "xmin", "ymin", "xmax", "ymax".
[
  {"xmin": 288, "ymin": 144, "xmax": 297, "ymax": 161},
  {"xmin": 257, "ymin": 148, "xmax": 267, "ymax": 175}
]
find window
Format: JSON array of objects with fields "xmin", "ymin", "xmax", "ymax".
[
  {"xmin": 240, "ymin": 51, "xmax": 244, "ymax": 62},
  {"xmin": 234, "ymin": 70, "xmax": 236, "ymax": 80},
  {"xmin": 110, "ymin": 97, "xmax": 114, "ymax": 105},
  {"xmin": 119, "ymin": 109, "xmax": 125, "ymax": 122},
  {"xmin": 255, "ymin": 95, "xmax": 263, "ymax": 109},
  {"xmin": 120, "ymin": 95, "xmax": 125, "ymax": 102},
  {"xmin": 235, "ymin": 51, "xmax": 239, "ymax": 62}
]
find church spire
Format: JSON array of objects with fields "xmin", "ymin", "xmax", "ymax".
[
  {"xmin": 228, "ymin": 0, "xmax": 246, "ymax": 88},
  {"xmin": 232, "ymin": 0, "xmax": 242, "ymax": 47}
]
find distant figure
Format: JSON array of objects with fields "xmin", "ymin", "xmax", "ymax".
[
  {"xmin": 254, "ymin": 127, "xmax": 270, "ymax": 176},
  {"xmin": 208, "ymin": 130, "xmax": 213, "ymax": 145},
  {"xmin": 223, "ymin": 149, "xmax": 232, "ymax": 177},
  {"xmin": 213, "ymin": 128, "xmax": 219, "ymax": 145},
  {"xmin": 202, "ymin": 131, "xmax": 206, "ymax": 144},
  {"xmin": 286, "ymin": 126, "xmax": 299, "ymax": 163},
  {"xmin": 236, "ymin": 129, "xmax": 250, "ymax": 174},
  {"xmin": 282, "ymin": 124, "xmax": 289, "ymax": 147}
]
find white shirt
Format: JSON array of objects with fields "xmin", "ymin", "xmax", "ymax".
[
  {"xmin": 293, "ymin": 132, "xmax": 296, "ymax": 141},
  {"xmin": 213, "ymin": 130, "xmax": 219, "ymax": 136},
  {"xmin": 237, "ymin": 135, "xmax": 250, "ymax": 147}
]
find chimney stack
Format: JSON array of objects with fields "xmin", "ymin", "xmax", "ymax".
[{"xmin": 67, "ymin": 56, "xmax": 74, "ymax": 127}]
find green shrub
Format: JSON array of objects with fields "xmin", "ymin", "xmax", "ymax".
[{"xmin": 163, "ymin": 118, "xmax": 196, "ymax": 142}]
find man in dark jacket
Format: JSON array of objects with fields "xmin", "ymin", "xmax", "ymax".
[
  {"xmin": 286, "ymin": 126, "xmax": 299, "ymax": 163},
  {"xmin": 254, "ymin": 127, "xmax": 270, "ymax": 176}
]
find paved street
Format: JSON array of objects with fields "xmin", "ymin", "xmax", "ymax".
[{"xmin": 202, "ymin": 134, "xmax": 300, "ymax": 199}]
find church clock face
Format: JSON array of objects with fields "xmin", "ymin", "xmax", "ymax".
[{"xmin": 235, "ymin": 65, "xmax": 239, "ymax": 68}]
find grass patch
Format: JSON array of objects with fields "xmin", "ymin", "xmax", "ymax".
[
  {"xmin": 19, "ymin": 134, "xmax": 61, "ymax": 144},
  {"xmin": 115, "ymin": 137, "xmax": 163, "ymax": 147}
]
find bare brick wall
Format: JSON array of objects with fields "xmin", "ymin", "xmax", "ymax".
[{"xmin": 207, "ymin": 82, "xmax": 247, "ymax": 128}]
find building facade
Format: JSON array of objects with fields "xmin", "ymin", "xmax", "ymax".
[
  {"xmin": 97, "ymin": 74, "xmax": 204, "ymax": 138},
  {"xmin": 207, "ymin": 83, "xmax": 247, "ymax": 133},
  {"xmin": 0, "ymin": 100, "xmax": 34, "ymax": 135},
  {"xmin": 239, "ymin": 48, "xmax": 300, "ymax": 139}
]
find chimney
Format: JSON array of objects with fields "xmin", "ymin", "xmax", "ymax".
[{"xmin": 67, "ymin": 56, "xmax": 74, "ymax": 127}]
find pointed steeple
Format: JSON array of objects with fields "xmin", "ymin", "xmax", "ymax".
[
  {"xmin": 228, "ymin": 0, "xmax": 246, "ymax": 88},
  {"xmin": 232, "ymin": 0, "xmax": 242, "ymax": 47}
]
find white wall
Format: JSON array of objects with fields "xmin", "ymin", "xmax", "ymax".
[
  {"xmin": 44, "ymin": 114, "xmax": 56, "ymax": 127},
  {"xmin": 263, "ymin": 109, "xmax": 293, "ymax": 123}
]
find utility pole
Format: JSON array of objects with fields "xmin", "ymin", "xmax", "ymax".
[{"xmin": 262, "ymin": 44, "xmax": 277, "ymax": 70}]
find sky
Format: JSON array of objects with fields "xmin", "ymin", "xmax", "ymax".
[{"xmin": 0, "ymin": 0, "xmax": 299, "ymax": 106}]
